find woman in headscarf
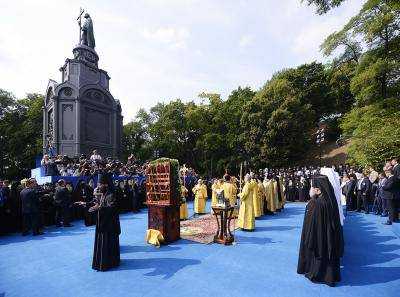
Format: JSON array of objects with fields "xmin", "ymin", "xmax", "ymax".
[{"xmin": 297, "ymin": 175, "xmax": 344, "ymax": 287}]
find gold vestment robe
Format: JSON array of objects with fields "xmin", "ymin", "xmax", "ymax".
[
  {"xmin": 211, "ymin": 182, "xmax": 220, "ymax": 207},
  {"xmin": 251, "ymin": 179, "xmax": 262, "ymax": 218},
  {"xmin": 258, "ymin": 181, "xmax": 265, "ymax": 216},
  {"xmin": 264, "ymin": 179, "xmax": 277, "ymax": 212},
  {"xmin": 222, "ymin": 182, "xmax": 236, "ymax": 207},
  {"xmin": 237, "ymin": 181, "xmax": 255, "ymax": 230},
  {"xmin": 180, "ymin": 186, "xmax": 189, "ymax": 220},
  {"xmin": 193, "ymin": 184, "xmax": 207, "ymax": 214}
]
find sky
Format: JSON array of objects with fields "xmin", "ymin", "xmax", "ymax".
[{"xmin": 0, "ymin": 0, "xmax": 365, "ymax": 123}]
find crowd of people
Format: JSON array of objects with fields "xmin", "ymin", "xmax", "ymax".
[
  {"xmin": 245, "ymin": 159, "xmax": 400, "ymax": 225},
  {"xmin": 0, "ymin": 151, "xmax": 147, "ymax": 237},
  {"xmin": 41, "ymin": 150, "xmax": 146, "ymax": 177},
  {"xmin": 1, "ymin": 157, "xmax": 399, "ymax": 238}
]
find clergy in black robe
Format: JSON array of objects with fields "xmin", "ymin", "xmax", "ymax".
[
  {"xmin": 127, "ymin": 179, "xmax": 140, "ymax": 213},
  {"xmin": 285, "ymin": 178, "xmax": 297, "ymax": 202},
  {"xmin": 297, "ymin": 175, "xmax": 344, "ymax": 287},
  {"xmin": 298, "ymin": 177, "xmax": 309, "ymax": 202},
  {"xmin": 90, "ymin": 174, "xmax": 121, "ymax": 271},
  {"xmin": 74, "ymin": 180, "xmax": 95, "ymax": 226},
  {"xmin": 72, "ymin": 180, "xmax": 86, "ymax": 220}
]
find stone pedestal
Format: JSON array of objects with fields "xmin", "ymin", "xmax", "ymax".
[{"xmin": 43, "ymin": 45, "xmax": 122, "ymax": 157}]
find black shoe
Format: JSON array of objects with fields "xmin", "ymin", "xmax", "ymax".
[
  {"xmin": 63, "ymin": 224, "xmax": 73, "ymax": 227},
  {"xmin": 56, "ymin": 224, "xmax": 62, "ymax": 227},
  {"xmin": 33, "ymin": 232, "xmax": 44, "ymax": 236},
  {"xmin": 382, "ymin": 221, "xmax": 392, "ymax": 225},
  {"xmin": 22, "ymin": 232, "xmax": 30, "ymax": 236}
]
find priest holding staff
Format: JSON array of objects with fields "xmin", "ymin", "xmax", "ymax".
[
  {"xmin": 251, "ymin": 175, "xmax": 262, "ymax": 218},
  {"xmin": 257, "ymin": 178, "xmax": 265, "ymax": 216},
  {"xmin": 180, "ymin": 184, "xmax": 189, "ymax": 220}
]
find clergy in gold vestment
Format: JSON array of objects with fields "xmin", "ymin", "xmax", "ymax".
[
  {"xmin": 222, "ymin": 175, "xmax": 236, "ymax": 206},
  {"xmin": 230, "ymin": 176, "xmax": 239, "ymax": 217},
  {"xmin": 211, "ymin": 179, "xmax": 220, "ymax": 207},
  {"xmin": 278, "ymin": 176, "xmax": 286, "ymax": 209},
  {"xmin": 264, "ymin": 177, "xmax": 277, "ymax": 212},
  {"xmin": 180, "ymin": 185, "xmax": 189, "ymax": 220},
  {"xmin": 237, "ymin": 174, "xmax": 255, "ymax": 231},
  {"xmin": 272, "ymin": 178, "xmax": 280, "ymax": 211},
  {"xmin": 193, "ymin": 179, "xmax": 208, "ymax": 214},
  {"xmin": 257, "ymin": 179, "xmax": 265, "ymax": 216},
  {"xmin": 251, "ymin": 177, "xmax": 262, "ymax": 218}
]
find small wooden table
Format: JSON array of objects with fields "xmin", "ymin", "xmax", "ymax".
[{"xmin": 212, "ymin": 205, "xmax": 235, "ymax": 245}]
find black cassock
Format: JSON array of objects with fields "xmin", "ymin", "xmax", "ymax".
[
  {"xmin": 297, "ymin": 175, "xmax": 344, "ymax": 287},
  {"xmin": 91, "ymin": 191, "xmax": 121, "ymax": 271}
]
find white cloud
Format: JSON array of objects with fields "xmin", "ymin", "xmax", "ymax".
[
  {"xmin": 141, "ymin": 26, "xmax": 190, "ymax": 50},
  {"xmin": 0, "ymin": 0, "xmax": 366, "ymax": 123},
  {"xmin": 239, "ymin": 35, "xmax": 254, "ymax": 48}
]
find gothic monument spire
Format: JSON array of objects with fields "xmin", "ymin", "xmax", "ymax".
[{"xmin": 42, "ymin": 12, "xmax": 122, "ymax": 158}]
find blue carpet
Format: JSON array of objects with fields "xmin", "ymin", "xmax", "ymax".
[{"xmin": 0, "ymin": 202, "xmax": 399, "ymax": 297}]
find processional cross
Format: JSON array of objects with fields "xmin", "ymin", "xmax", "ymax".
[{"xmin": 77, "ymin": 7, "xmax": 85, "ymax": 44}]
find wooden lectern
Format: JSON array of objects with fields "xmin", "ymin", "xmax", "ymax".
[
  {"xmin": 212, "ymin": 205, "xmax": 235, "ymax": 245},
  {"xmin": 145, "ymin": 159, "xmax": 180, "ymax": 243}
]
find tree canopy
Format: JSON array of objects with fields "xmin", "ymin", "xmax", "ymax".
[
  {"xmin": 0, "ymin": 90, "xmax": 43, "ymax": 179},
  {"xmin": 321, "ymin": 0, "xmax": 400, "ymax": 167}
]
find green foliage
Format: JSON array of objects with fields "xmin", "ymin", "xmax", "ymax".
[
  {"xmin": 321, "ymin": 30, "xmax": 361, "ymax": 64},
  {"xmin": 241, "ymin": 67, "xmax": 319, "ymax": 169},
  {"xmin": 0, "ymin": 90, "xmax": 44, "ymax": 180},
  {"xmin": 123, "ymin": 62, "xmax": 350, "ymax": 174},
  {"xmin": 323, "ymin": 0, "xmax": 400, "ymax": 105},
  {"xmin": 123, "ymin": 87, "xmax": 255, "ymax": 177},
  {"xmin": 326, "ymin": 61, "xmax": 357, "ymax": 114},
  {"xmin": 341, "ymin": 98, "xmax": 400, "ymax": 167},
  {"xmin": 319, "ymin": 0, "xmax": 400, "ymax": 168},
  {"xmin": 302, "ymin": 0, "xmax": 346, "ymax": 15}
]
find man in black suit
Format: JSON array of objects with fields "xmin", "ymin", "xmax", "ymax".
[
  {"xmin": 54, "ymin": 179, "xmax": 72, "ymax": 227},
  {"xmin": 382, "ymin": 168, "xmax": 399, "ymax": 225},
  {"xmin": 392, "ymin": 157, "xmax": 400, "ymax": 182},
  {"xmin": 20, "ymin": 179, "xmax": 43, "ymax": 236},
  {"xmin": 357, "ymin": 171, "xmax": 372, "ymax": 213},
  {"xmin": 390, "ymin": 157, "xmax": 400, "ymax": 221},
  {"xmin": 344, "ymin": 174, "xmax": 357, "ymax": 211}
]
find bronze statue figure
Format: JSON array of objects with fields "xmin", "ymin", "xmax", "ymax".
[{"xmin": 78, "ymin": 10, "xmax": 95, "ymax": 49}]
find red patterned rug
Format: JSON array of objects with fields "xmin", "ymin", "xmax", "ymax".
[{"xmin": 180, "ymin": 214, "xmax": 238, "ymax": 244}]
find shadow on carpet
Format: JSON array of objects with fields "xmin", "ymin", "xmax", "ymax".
[
  {"xmin": 116, "ymin": 257, "xmax": 201, "ymax": 279},
  {"xmin": 340, "ymin": 211, "xmax": 400, "ymax": 287}
]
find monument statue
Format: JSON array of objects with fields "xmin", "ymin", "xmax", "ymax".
[
  {"xmin": 78, "ymin": 10, "xmax": 95, "ymax": 49},
  {"xmin": 42, "ymin": 11, "xmax": 123, "ymax": 158}
]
